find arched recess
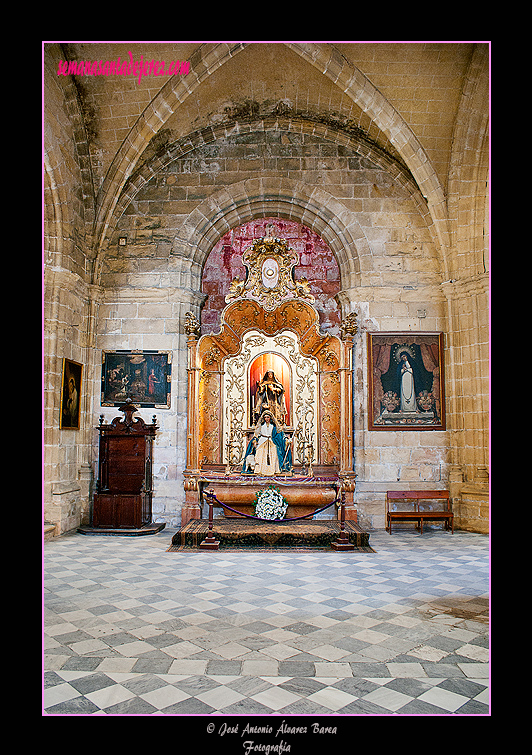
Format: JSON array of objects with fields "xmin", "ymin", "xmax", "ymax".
[
  {"xmin": 92, "ymin": 113, "xmax": 435, "ymax": 286},
  {"xmin": 201, "ymin": 217, "xmax": 343, "ymax": 337},
  {"xmin": 169, "ymin": 176, "xmax": 370, "ymax": 293},
  {"xmin": 92, "ymin": 43, "xmax": 248, "ymax": 268},
  {"xmin": 92, "ymin": 42, "xmax": 450, "ymax": 278}
]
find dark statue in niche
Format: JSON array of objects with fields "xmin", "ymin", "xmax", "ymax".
[{"xmin": 253, "ymin": 370, "xmax": 287, "ymax": 427}]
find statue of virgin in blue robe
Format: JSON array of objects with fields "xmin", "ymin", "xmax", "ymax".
[{"xmin": 242, "ymin": 412, "xmax": 292, "ymax": 475}]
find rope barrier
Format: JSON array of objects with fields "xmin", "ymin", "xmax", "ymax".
[{"xmin": 202, "ymin": 488, "xmax": 340, "ymax": 523}]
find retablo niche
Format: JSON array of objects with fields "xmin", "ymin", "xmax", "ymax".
[{"xmin": 182, "ymin": 230, "xmax": 357, "ymax": 527}]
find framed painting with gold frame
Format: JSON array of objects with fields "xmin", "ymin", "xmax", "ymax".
[
  {"xmin": 60, "ymin": 358, "xmax": 83, "ymax": 429},
  {"xmin": 101, "ymin": 350, "xmax": 171, "ymax": 408},
  {"xmin": 368, "ymin": 332, "xmax": 445, "ymax": 430}
]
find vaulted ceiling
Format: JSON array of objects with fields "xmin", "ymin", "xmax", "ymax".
[{"xmin": 43, "ymin": 41, "xmax": 489, "ymax": 279}]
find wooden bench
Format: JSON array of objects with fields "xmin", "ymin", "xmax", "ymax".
[{"xmin": 386, "ymin": 490, "xmax": 453, "ymax": 534}]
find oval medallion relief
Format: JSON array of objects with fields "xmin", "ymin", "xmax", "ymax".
[{"xmin": 261, "ymin": 257, "xmax": 279, "ymax": 289}]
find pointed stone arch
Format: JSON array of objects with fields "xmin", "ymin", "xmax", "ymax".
[
  {"xmin": 286, "ymin": 43, "xmax": 451, "ymax": 256},
  {"xmin": 92, "ymin": 43, "xmax": 247, "ymax": 270},
  {"xmin": 170, "ymin": 176, "xmax": 370, "ymax": 293},
  {"xmin": 92, "ymin": 112, "xmax": 440, "ymax": 285},
  {"xmin": 92, "ymin": 42, "xmax": 451, "ymax": 279}
]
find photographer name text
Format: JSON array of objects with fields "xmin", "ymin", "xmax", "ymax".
[{"xmin": 207, "ymin": 719, "xmax": 338, "ymax": 753}]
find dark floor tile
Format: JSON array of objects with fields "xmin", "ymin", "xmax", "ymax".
[
  {"xmin": 227, "ymin": 676, "xmax": 272, "ymax": 696},
  {"xmin": 206, "ymin": 659, "xmax": 242, "ymax": 675},
  {"xmin": 131, "ymin": 657, "xmax": 174, "ymax": 674},
  {"xmin": 61, "ymin": 656, "xmax": 104, "ymax": 672},
  {"xmin": 422, "ymin": 662, "xmax": 467, "ymax": 678},
  {"xmin": 454, "ymin": 699, "xmax": 489, "ymax": 715},
  {"xmin": 275, "ymin": 699, "xmax": 331, "ymax": 715},
  {"xmin": 350, "ymin": 663, "xmax": 391, "ymax": 677},
  {"xmin": 143, "ymin": 633, "xmax": 182, "ymax": 649},
  {"xmin": 334, "ymin": 636, "xmax": 368, "ymax": 653},
  {"xmin": 44, "ymin": 671, "xmax": 65, "ymax": 688},
  {"xmin": 332, "ymin": 677, "xmax": 380, "ymax": 696},
  {"xmin": 240, "ymin": 636, "xmax": 276, "ymax": 650},
  {"xmin": 322, "ymin": 610, "xmax": 355, "ymax": 621},
  {"xmin": 59, "ymin": 630, "xmax": 95, "ymax": 645},
  {"xmin": 278, "ymin": 661, "xmax": 316, "ymax": 676},
  {"xmin": 162, "ymin": 698, "xmax": 216, "ymax": 714},
  {"xmin": 45, "ymin": 697, "xmax": 100, "ymax": 715},
  {"xmin": 68, "ymin": 673, "xmax": 117, "ymax": 695},
  {"xmin": 219, "ymin": 698, "xmax": 274, "ymax": 715},
  {"xmin": 278, "ymin": 677, "xmax": 326, "ymax": 696},
  {"xmin": 436, "ymin": 677, "xmax": 487, "ymax": 698},
  {"xmin": 104, "ymin": 632, "xmax": 140, "ymax": 647},
  {"xmin": 396, "ymin": 699, "xmax": 452, "ymax": 715},
  {"xmin": 176, "ymin": 675, "xmax": 221, "ymax": 695},
  {"xmin": 121, "ymin": 674, "xmax": 169, "ymax": 696},
  {"xmin": 335, "ymin": 699, "xmax": 390, "ymax": 715},
  {"xmin": 104, "ymin": 697, "xmax": 159, "ymax": 715},
  {"xmin": 384, "ymin": 677, "xmax": 434, "ymax": 698},
  {"xmin": 284, "ymin": 621, "xmax": 317, "ymax": 635}
]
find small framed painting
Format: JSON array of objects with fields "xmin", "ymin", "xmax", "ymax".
[
  {"xmin": 101, "ymin": 350, "xmax": 171, "ymax": 408},
  {"xmin": 60, "ymin": 358, "xmax": 83, "ymax": 429},
  {"xmin": 368, "ymin": 332, "xmax": 445, "ymax": 430}
]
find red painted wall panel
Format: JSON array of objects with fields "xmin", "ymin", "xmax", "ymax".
[{"xmin": 201, "ymin": 218, "xmax": 341, "ymax": 335}]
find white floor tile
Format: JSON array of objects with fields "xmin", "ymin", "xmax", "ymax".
[
  {"xmin": 196, "ymin": 686, "xmax": 245, "ymax": 709},
  {"xmin": 251, "ymin": 686, "xmax": 301, "ymax": 710},
  {"xmin": 362, "ymin": 687, "xmax": 414, "ymax": 712},
  {"xmin": 43, "ymin": 683, "xmax": 81, "ymax": 708},
  {"xmin": 140, "ymin": 685, "xmax": 190, "ymax": 709},
  {"xmin": 417, "ymin": 687, "xmax": 470, "ymax": 712},
  {"xmin": 306, "ymin": 687, "xmax": 358, "ymax": 711},
  {"xmin": 85, "ymin": 684, "xmax": 135, "ymax": 709}
]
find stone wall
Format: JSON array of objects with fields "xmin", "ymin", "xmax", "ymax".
[
  {"xmin": 43, "ymin": 54, "xmax": 95, "ymax": 534},
  {"xmin": 96, "ymin": 127, "xmax": 450, "ymax": 528},
  {"xmin": 43, "ymin": 43, "xmax": 489, "ymax": 534}
]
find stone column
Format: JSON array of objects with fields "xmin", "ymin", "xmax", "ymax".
[
  {"xmin": 339, "ymin": 312, "xmax": 358, "ymax": 520},
  {"xmin": 182, "ymin": 312, "xmax": 202, "ymax": 526},
  {"xmin": 442, "ymin": 274, "xmax": 489, "ymax": 532}
]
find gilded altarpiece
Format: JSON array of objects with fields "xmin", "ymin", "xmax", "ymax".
[{"xmin": 182, "ymin": 236, "xmax": 356, "ymax": 526}]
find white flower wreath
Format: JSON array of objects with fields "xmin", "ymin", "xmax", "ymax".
[{"xmin": 254, "ymin": 485, "xmax": 288, "ymax": 520}]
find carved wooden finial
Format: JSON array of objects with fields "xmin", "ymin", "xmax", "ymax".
[
  {"xmin": 184, "ymin": 311, "xmax": 201, "ymax": 339},
  {"xmin": 340, "ymin": 311, "xmax": 358, "ymax": 340},
  {"xmin": 118, "ymin": 398, "xmax": 138, "ymax": 429}
]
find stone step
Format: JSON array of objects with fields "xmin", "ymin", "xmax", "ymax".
[{"xmin": 171, "ymin": 518, "xmax": 371, "ymax": 550}]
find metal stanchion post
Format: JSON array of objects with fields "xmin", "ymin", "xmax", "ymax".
[
  {"xmin": 331, "ymin": 492, "xmax": 355, "ymax": 551},
  {"xmin": 199, "ymin": 489, "xmax": 220, "ymax": 550}
]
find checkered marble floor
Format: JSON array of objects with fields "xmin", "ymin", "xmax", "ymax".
[{"xmin": 43, "ymin": 527, "xmax": 489, "ymax": 716}]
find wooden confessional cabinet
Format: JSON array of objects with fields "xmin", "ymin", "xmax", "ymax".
[{"xmin": 93, "ymin": 399, "xmax": 157, "ymax": 528}]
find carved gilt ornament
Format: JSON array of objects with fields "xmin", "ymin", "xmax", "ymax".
[{"xmin": 225, "ymin": 236, "xmax": 315, "ymax": 312}]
